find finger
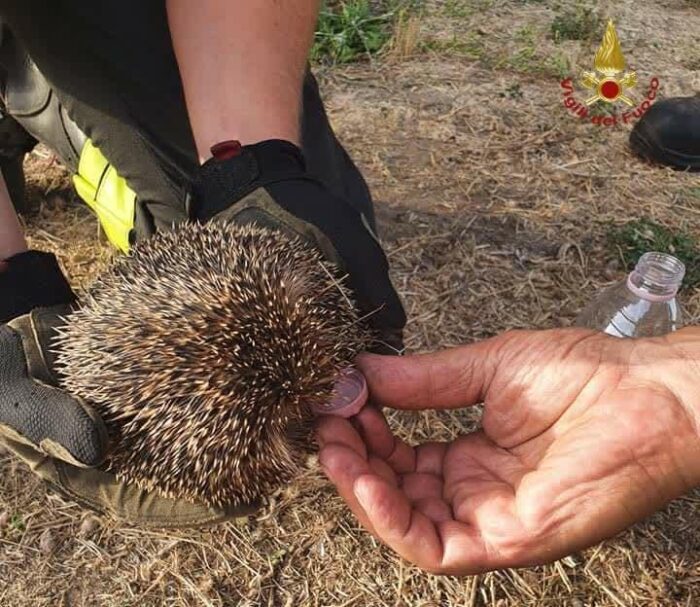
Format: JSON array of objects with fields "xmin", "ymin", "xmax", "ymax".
[
  {"xmin": 415, "ymin": 442, "xmax": 448, "ymax": 475},
  {"xmin": 413, "ymin": 497, "xmax": 453, "ymax": 523},
  {"xmin": 354, "ymin": 405, "xmax": 392, "ymax": 447},
  {"xmin": 353, "ymin": 474, "xmax": 445, "ymax": 571},
  {"xmin": 316, "ymin": 415, "xmax": 367, "ymax": 459},
  {"xmin": 354, "ymin": 474, "xmax": 500, "ymax": 575},
  {"xmin": 355, "ymin": 473, "xmax": 504, "ymax": 575},
  {"xmin": 355, "ymin": 406, "xmax": 415, "ymax": 473},
  {"xmin": 318, "ymin": 443, "xmax": 376, "ymax": 535},
  {"xmin": 440, "ymin": 521, "xmax": 496, "ymax": 575},
  {"xmin": 400, "ymin": 472, "xmax": 443, "ymax": 502},
  {"xmin": 368, "ymin": 455, "xmax": 399, "ymax": 487},
  {"xmin": 357, "ymin": 337, "xmax": 502, "ymax": 411}
]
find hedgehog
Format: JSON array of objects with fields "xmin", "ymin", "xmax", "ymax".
[{"xmin": 55, "ymin": 221, "xmax": 371, "ymax": 508}]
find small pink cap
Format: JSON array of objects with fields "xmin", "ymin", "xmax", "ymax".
[{"xmin": 312, "ymin": 368, "xmax": 368, "ymax": 418}]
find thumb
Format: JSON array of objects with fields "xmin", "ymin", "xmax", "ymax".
[{"xmin": 356, "ymin": 336, "xmax": 502, "ymax": 411}]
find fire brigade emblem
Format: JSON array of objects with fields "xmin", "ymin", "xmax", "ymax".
[{"xmin": 581, "ymin": 19, "xmax": 637, "ymax": 106}]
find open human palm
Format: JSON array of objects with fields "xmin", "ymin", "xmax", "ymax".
[{"xmin": 317, "ymin": 329, "xmax": 700, "ymax": 575}]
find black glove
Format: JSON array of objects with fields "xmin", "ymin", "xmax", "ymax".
[
  {"xmin": 0, "ymin": 305, "xmax": 108, "ymax": 467},
  {"xmin": 191, "ymin": 139, "xmax": 406, "ymax": 353},
  {"xmin": 0, "ymin": 251, "xmax": 105, "ymax": 465},
  {"xmin": 0, "ymin": 249, "xmax": 77, "ymax": 324}
]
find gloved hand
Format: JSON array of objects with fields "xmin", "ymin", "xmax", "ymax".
[
  {"xmin": 0, "ymin": 252, "xmax": 257, "ymax": 526},
  {"xmin": 1, "ymin": 305, "xmax": 107, "ymax": 467},
  {"xmin": 1, "ymin": 251, "xmax": 106, "ymax": 465},
  {"xmin": 191, "ymin": 139, "xmax": 406, "ymax": 353}
]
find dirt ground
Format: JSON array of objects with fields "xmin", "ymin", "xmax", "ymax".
[{"xmin": 2, "ymin": 0, "xmax": 700, "ymax": 605}]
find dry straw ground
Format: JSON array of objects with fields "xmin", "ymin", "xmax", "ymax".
[{"xmin": 2, "ymin": 0, "xmax": 700, "ymax": 605}]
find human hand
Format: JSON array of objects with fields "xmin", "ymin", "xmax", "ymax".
[
  {"xmin": 191, "ymin": 139, "xmax": 406, "ymax": 352},
  {"xmin": 317, "ymin": 328, "xmax": 700, "ymax": 574},
  {"xmin": 1, "ymin": 305, "xmax": 108, "ymax": 466},
  {"xmin": 0, "ymin": 250, "xmax": 106, "ymax": 466}
]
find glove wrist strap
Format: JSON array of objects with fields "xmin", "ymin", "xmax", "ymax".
[{"xmin": 192, "ymin": 139, "xmax": 308, "ymax": 222}]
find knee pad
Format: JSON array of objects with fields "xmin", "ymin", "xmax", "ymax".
[
  {"xmin": 0, "ymin": 26, "xmax": 137, "ymax": 252},
  {"xmin": 0, "ymin": 26, "xmax": 85, "ymax": 171}
]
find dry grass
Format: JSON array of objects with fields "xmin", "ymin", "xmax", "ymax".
[{"xmin": 2, "ymin": 0, "xmax": 700, "ymax": 605}]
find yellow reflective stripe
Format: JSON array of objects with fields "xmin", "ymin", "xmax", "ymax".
[{"xmin": 72, "ymin": 139, "xmax": 136, "ymax": 254}]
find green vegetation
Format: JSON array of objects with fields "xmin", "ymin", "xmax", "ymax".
[
  {"xmin": 312, "ymin": 0, "xmax": 396, "ymax": 63},
  {"xmin": 545, "ymin": 52, "xmax": 570, "ymax": 78},
  {"xmin": 481, "ymin": 24, "xmax": 569, "ymax": 78},
  {"xmin": 420, "ymin": 32, "xmax": 485, "ymax": 59},
  {"xmin": 9, "ymin": 513, "xmax": 25, "ymax": 532},
  {"xmin": 508, "ymin": 45, "xmax": 537, "ymax": 72},
  {"xmin": 442, "ymin": 0, "xmax": 493, "ymax": 18},
  {"xmin": 312, "ymin": 0, "xmax": 426, "ymax": 63},
  {"xmin": 443, "ymin": 0, "xmax": 472, "ymax": 19},
  {"xmin": 500, "ymin": 82, "xmax": 524, "ymax": 99},
  {"xmin": 312, "ymin": 1, "xmax": 571, "ymax": 76},
  {"xmin": 507, "ymin": 25, "xmax": 538, "ymax": 71},
  {"xmin": 550, "ymin": 4, "xmax": 602, "ymax": 42},
  {"xmin": 588, "ymin": 99, "xmax": 618, "ymax": 118},
  {"xmin": 420, "ymin": 25, "xmax": 568, "ymax": 78},
  {"xmin": 608, "ymin": 218, "xmax": 700, "ymax": 290},
  {"xmin": 502, "ymin": 49, "xmax": 570, "ymax": 78}
]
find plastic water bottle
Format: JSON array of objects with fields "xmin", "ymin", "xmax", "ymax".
[{"xmin": 575, "ymin": 252, "xmax": 685, "ymax": 338}]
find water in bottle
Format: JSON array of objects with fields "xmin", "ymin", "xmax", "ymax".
[{"xmin": 575, "ymin": 251, "xmax": 685, "ymax": 338}]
